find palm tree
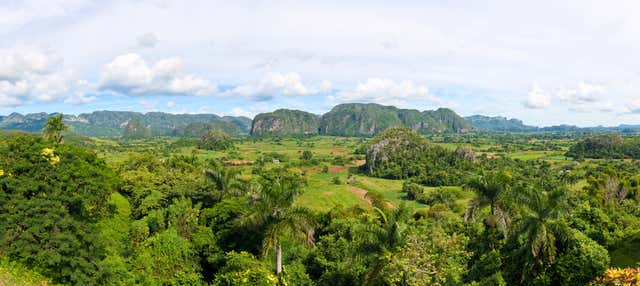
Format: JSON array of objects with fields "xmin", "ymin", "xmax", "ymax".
[
  {"xmin": 362, "ymin": 204, "xmax": 411, "ymax": 286},
  {"xmin": 205, "ymin": 162, "xmax": 245, "ymax": 199},
  {"xmin": 243, "ymin": 171, "xmax": 315, "ymax": 278},
  {"xmin": 42, "ymin": 114, "xmax": 69, "ymax": 144},
  {"xmin": 465, "ymin": 171, "xmax": 513, "ymax": 232},
  {"xmin": 512, "ymin": 187, "xmax": 570, "ymax": 282}
]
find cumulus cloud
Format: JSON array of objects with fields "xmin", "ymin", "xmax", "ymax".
[
  {"xmin": 99, "ymin": 53, "xmax": 216, "ymax": 96},
  {"xmin": 523, "ymin": 84, "xmax": 551, "ymax": 109},
  {"xmin": 328, "ymin": 78, "xmax": 440, "ymax": 108},
  {"xmin": 0, "ymin": 48, "xmax": 59, "ymax": 81},
  {"xmin": 524, "ymin": 82, "xmax": 616, "ymax": 112},
  {"xmin": 0, "ymin": 47, "xmax": 93, "ymax": 106},
  {"xmin": 556, "ymin": 82, "xmax": 606, "ymax": 103},
  {"xmin": 223, "ymin": 72, "xmax": 331, "ymax": 101}
]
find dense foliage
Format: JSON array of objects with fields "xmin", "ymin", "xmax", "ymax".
[
  {"xmin": 1, "ymin": 128, "xmax": 639, "ymax": 285},
  {"xmin": 363, "ymin": 127, "xmax": 474, "ymax": 184},
  {"xmin": 199, "ymin": 130, "xmax": 235, "ymax": 151},
  {"xmin": 566, "ymin": 134, "xmax": 640, "ymax": 159}
]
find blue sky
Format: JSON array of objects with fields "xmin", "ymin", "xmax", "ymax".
[{"xmin": 1, "ymin": 0, "xmax": 640, "ymax": 126}]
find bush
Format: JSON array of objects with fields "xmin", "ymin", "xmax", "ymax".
[
  {"xmin": 199, "ymin": 130, "xmax": 234, "ymax": 151},
  {"xmin": 402, "ymin": 182, "xmax": 424, "ymax": 200}
]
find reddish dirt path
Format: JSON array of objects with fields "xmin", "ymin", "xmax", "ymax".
[{"xmin": 348, "ymin": 186, "xmax": 372, "ymax": 205}]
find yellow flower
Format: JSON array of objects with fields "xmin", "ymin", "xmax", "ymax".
[
  {"xmin": 41, "ymin": 147, "xmax": 60, "ymax": 165},
  {"xmin": 0, "ymin": 169, "xmax": 4, "ymax": 176}
]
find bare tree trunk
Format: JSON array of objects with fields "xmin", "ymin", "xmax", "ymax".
[{"xmin": 276, "ymin": 243, "xmax": 282, "ymax": 276}]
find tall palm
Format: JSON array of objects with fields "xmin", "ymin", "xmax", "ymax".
[
  {"xmin": 244, "ymin": 171, "xmax": 315, "ymax": 277},
  {"xmin": 512, "ymin": 187, "xmax": 570, "ymax": 282},
  {"xmin": 465, "ymin": 171, "xmax": 512, "ymax": 232},
  {"xmin": 361, "ymin": 204, "xmax": 411, "ymax": 286},
  {"xmin": 42, "ymin": 114, "xmax": 70, "ymax": 144},
  {"xmin": 205, "ymin": 162, "xmax": 245, "ymax": 199}
]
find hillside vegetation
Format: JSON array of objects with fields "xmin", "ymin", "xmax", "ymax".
[
  {"xmin": 1, "ymin": 116, "xmax": 640, "ymax": 285},
  {"xmin": 320, "ymin": 103, "xmax": 472, "ymax": 136},
  {"xmin": 566, "ymin": 134, "xmax": 640, "ymax": 159},
  {"xmin": 251, "ymin": 109, "xmax": 320, "ymax": 136}
]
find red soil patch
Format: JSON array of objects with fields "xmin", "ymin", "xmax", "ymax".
[
  {"xmin": 347, "ymin": 186, "xmax": 394, "ymax": 208},
  {"xmin": 224, "ymin": 160, "xmax": 254, "ymax": 166},
  {"xmin": 348, "ymin": 186, "xmax": 371, "ymax": 205},
  {"xmin": 329, "ymin": 166, "xmax": 350, "ymax": 173}
]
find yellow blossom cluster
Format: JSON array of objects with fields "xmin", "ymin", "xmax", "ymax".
[
  {"xmin": 593, "ymin": 267, "xmax": 640, "ymax": 286},
  {"xmin": 41, "ymin": 148, "xmax": 60, "ymax": 165}
]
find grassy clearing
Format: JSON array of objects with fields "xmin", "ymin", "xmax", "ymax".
[{"xmin": 0, "ymin": 259, "xmax": 53, "ymax": 286}]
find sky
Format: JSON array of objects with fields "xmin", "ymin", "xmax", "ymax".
[{"xmin": 1, "ymin": 0, "xmax": 640, "ymax": 127}]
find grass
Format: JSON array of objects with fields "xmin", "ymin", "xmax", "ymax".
[
  {"xmin": 296, "ymin": 170, "xmax": 369, "ymax": 212},
  {"xmin": 0, "ymin": 259, "xmax": 53, "ymax": 286}
]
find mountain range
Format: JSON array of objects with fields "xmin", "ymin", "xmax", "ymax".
[
  {"xmin": 1, "ymin": 103, "xmax": 639, "ymax": 138},
  {"xmin": 465, "ymin": 115, "xmax": 640, "ymax": 133}
]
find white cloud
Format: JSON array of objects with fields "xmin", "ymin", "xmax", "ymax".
[
  {"xmin": 0, "ymin": 47, "xmax": 59, "ymax": 81},
  {"xmin": 556, "ymin": 82, "xmax": 606, "ymax": 103},
  {"xmin": 569, "ymin": 100, "xmax": 616, "ymax": 113},
  {"xmin": 629, "ymin": 99, "xmax": 640, "ymax": 113},
  {"xmin": 99, "ymin": 53, "xmax": 216, "ymax": 96},
  {"xmin": 524, "ymin": 85, "xmax": 551, "ymax": 109},
  {"xmin": 0, "ymin": 47, "xmax": 93, "ymax": 106},
  {"xmin": 328, "ymin": 78, "xmax": 440, "ymax": 108},
  {"xmin": 137, "ymin": 33, "xmax": 159, "ymax": 48},
  {"xmin": 64, "ymin": 92, "xmax": 96, "ymax": 104},
  {"xmin": 223, "ymin": 72, "xmax": 330, "ymax": 100},
  {"xmin": 166, "ymin": 100, "xmax": 174, "ymax": 108}
]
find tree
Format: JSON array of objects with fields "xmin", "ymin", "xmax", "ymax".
[
  {"xmin": 0, "ymin": 134, "xmax": 116, "ymax": 284},
  {"xmin": 243, "ymin": 170, "xmax": 315, "ymax": 278},
  {"xmin": 199, "ymin": 130, "xmax": 234, "ymax": 151},
  {"xmin": 205, "ymin": 161, "xmax": 245, "ymax": 201},
  {"xmin": 300, "ymin": 150, "xmax": 313, "ymax": 161},
  {"xmin": 213, "ymin": 251, "xmax": 277, "ymax": 286},
  {"xmin": 505, "ymin": 187, "xmax": 571, "ymax": 284},
  {"xmin": 465, "ymin": 171, "xmax": 513, "ymax": 243},
  {"xmin": 42, "ymin": 114, "xmax": 69, "ymax": 144}
]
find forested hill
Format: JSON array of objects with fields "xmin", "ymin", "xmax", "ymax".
[
  {"xmin": 251, "ymin": 109, "xmax": 320, "ymax": 136},
  {"xmin": 320, "ymin": 103, "xmax": 473, "ymax": 136},
  {"xmin": 1, "ymin": 104, "xmax": 472, "ymax": 138},
  {"xmin": 4, "ymin": 106, "xmax": 640, "ymax": 138},
  {"xmin": 0, "ymin": 111, "xmax": 252, "ymax": 138}
]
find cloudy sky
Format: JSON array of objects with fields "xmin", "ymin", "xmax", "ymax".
[{"xmin": 2, "ymin": 0, "xmax": 640, "ymax": 126}]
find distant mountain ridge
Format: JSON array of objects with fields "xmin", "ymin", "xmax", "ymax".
[
  {"xmin": 251, "ymin": 103, "xmax": 473, "ymax": 136},
  {"xmin": 318, "ymin": 103, "xmax": 472, "ymax": 136},
  {"xmin": 3, "ymin": 106, "xmax": 639, "ymax": 138},
  {"xmin": 0, "ymin": 111, "xmax": 252, "ymax": 138},
  {"xmin": 466, "ymin": 115, "xmax": 640, "ymax": 133},
  {"xmin": 465, "ymin": 115, "xmax": 538, "ymax": 132}
]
